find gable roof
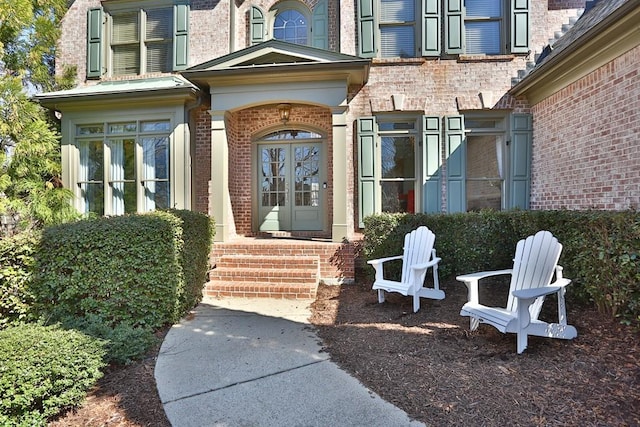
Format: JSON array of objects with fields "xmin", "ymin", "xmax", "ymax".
[
  {"xmin": 182, "ymin": 39, "xmax": 370, "ymax": 87},
  {"xmin": 510, "ymin": 0, "xmax": 640, "ymax": 103}
]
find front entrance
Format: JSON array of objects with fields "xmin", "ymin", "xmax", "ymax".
[{"xmin": 257, "ymin": 130, "xmax": 324, "ymax": 231}]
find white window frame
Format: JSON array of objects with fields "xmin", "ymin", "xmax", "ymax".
[
  {"xmin": 75, "ymin": 118, "xmax": 173, "ymax": 216},
  {"xmin": 267, "ymin": 1, "xmax": 311, "ymax": 45}
]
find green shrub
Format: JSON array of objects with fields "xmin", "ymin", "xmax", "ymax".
[
  {"xmin": 32, "ymin": 212, "xmax": 184, "ymax": 330},
  {"xmin": 166, "ymin": 209, "xmax": 214, "ymax": 315},
  {"xmin": 61, "ymin": 315, "xmax": 157, "ymax": 365},
  {"xmin": 363, "ymin": 210, "xmax": 640, "ymax": 326},
  {"xmin": 0, "ymin": 324, "xmax": 106, "ymax": 426},
  {"xmin": 0, "ymin": 232, "xmax": 40, "ymax": 328}
]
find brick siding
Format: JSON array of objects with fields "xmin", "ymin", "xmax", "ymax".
[{"xmin": 529, "ymin": 45, "xmax": 640, "ymax": 210}]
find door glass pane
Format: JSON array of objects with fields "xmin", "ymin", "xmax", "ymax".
[
  {"xmin": 109, "ymin": 138, "xmax": 136, "ymax": 215},
  {"xmin": 294, "ymin": 145, "xmax": 320, "ymax": 207},
  {"xmin": 261, "ymin": 147, "xmax": 286, "ymax": 207},
  {"xmin": 142, "ymin": 136, "xmax": 170, "ymax": 211},
  {"xmin": 466, "ymin": 135, "xmax": 502, "ymax": 211},
  {"xmin": 79, "ymin": 140, "xmax": 104, "ymax": 215}
]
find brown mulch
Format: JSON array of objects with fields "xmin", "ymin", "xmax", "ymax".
[{"xmin": 49, "ymin": 279, "xmax": 639, "ymax": 427}]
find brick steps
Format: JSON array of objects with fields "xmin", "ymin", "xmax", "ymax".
[{"xmin": 205, "ymin": 253, "xmax": 320, "ymax": 299}]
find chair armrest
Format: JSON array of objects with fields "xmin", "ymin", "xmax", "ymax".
[
  {"xmin": 411, "ymin": 256, "xmax": 441, "ymax": 272},
  {"xmin": 512, "ymin": 279, "xmax": 570, "ymax": 300},
  {"xmin": 456, "ymin": 269, "xmax": 513, "ymax": 283},
  {"xmin": 367, "ymin": 255, "xmax": 403, "ymax": 266}
]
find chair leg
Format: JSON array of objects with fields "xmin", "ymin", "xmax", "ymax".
[
  {"xmin": 378, "ymin": 289, "xmax": 385, "ymax": 304},
  {"xmin": 470, "ymin": 317, "xmax": 479, "ymax": 331},
  {"xmin": 413, "ymin": 295, "xmax": 420, "ymax": 313},
  {"xmin": 517, "ymin": 331, "xmax": 528, "ymax": 354}
]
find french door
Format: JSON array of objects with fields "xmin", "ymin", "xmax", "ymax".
[{"xmin": 258, "ymin": 141, "xmax": 323, "ymax": 231}]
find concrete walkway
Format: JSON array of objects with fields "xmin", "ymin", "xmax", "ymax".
[{"xmin": 155, "ymin": 297, "xmax": 424, "ymax": 427}]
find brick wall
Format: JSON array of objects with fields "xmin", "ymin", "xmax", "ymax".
[
  {"xmin": 530, "ymin": 45, "xmax": 640, "ymax": 210},
  {"xmin": 222, "ymin": 105, "xmax": 333, "ymax": 235}
]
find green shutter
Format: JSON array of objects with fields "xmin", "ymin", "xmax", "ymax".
[
  {"xmin": 173, "ymin": 3, "xmax": 189, "ymax": 70},
  {"xmin": 445, "ymin": 0, "xmax": 463, "ymax": 54},
  {"xmin": 423, "ymin": 116, "xmax": 441, "ymax": 212},
  {"xmin": 358, "ymin": 117, "xmax": 377, "ymax": 228},
  {"xmin": 250, "ymin": 6, "xmax": 266, "ymax": 45},
  {"xmin": 422, "ymin": 0, "xmax": 440, "ymax": 56},
  {"xmin": 312, "ymin": 0, "xmax": 329, "ymax": 50},
  {"xmin": 86, "ymin": 8, "xmax": 103, "ymax": 79},
  {"xmin": 510, "ymin": 0, "xmax": 530, "ymax": 54},
  {"xmin": 357, "ymin": 0, "xmax": 376, "ymax": 58},
  {"xmin": 509, "ymin": 114, "xmax": 532, "ymax": 209},
  {"xmin": 445, "ymin": 115, "xmax": 465, "ymax": 212}
]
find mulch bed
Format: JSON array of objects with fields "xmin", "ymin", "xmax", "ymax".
[
  {"xmin": 310, "ymin": 279, "xmax": 640, "ymax": 426},
  {"xmin": 49, "ymin": 278, "xmax": 639, "ymax": 426}
]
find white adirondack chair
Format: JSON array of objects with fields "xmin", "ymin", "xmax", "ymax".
[
  {"xmin": 367, "ymin": 226, "xmax": 445, "ymax": 313},
  {"xmin": 457, "ymin": 230, "xmax": 577, "ymax": 354}
]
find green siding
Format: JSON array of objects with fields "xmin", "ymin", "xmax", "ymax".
[
  {"xmin": 173, "ymin": 3, "xmax": 189, "ymax": 70},
  {"xmin": 509, "ymin": 114, "xmax": 532, "ymax": 209},
  {"xmin": 358, "ymin": 0, "xmax": 376, "ymax": 58},
  {"xmin": 423, "ymin": 116, "xmax": 441, "ymax": 212},
  {"xmin": 312, "ymin": 0, "xmax": 329, "ymax": 50},
  {"xmin": 86, "ymin": 8, "xmax": 102, "ymax": 79},
  {"xmin": 446, "ymin": 115, "xmax": 465, "ymax": 212},
  {"xmin": 358, "ymin": 117, "xmax": 377, "ymax": 228},
  {"xmin": 422, "ymin": 0, "xmax": 441, "ymax": 56},
  {"xmin": 250, "ymin": 6, "xmax": 266, "ymax": 45},
  {"xmin": 510, "ymin": 0, "xmax": 530, "ymax": 54},
  {"xmin": 445, "ymin": 0, "xmax": 463, "ymax": 54}
]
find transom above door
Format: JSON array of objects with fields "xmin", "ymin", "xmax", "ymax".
[{"xmin": 257, "ymin": 129, "xmax": 325, "ymax": 232}]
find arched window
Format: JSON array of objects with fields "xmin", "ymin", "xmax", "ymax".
[
  {"xmin": 250, "ymin": 1, "xmax": 328, "ymax": 49},
  {"xmin": 273, "ymin": 9, "xmax": 308, "ymax": 45}
]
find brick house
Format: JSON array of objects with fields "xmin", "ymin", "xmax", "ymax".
[{"xmin": 36, "ymin": 0, "xmax": 636, "ymax": 296}]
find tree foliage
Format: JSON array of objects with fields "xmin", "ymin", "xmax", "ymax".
[{"xmin": 0, "ymin": 0, "xmax": 77, "ymax": 232}]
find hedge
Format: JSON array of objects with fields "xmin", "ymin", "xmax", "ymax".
[
  {"xmin": 0, "ymin": 232, "xmax": 40, "ymax": 328},
  {"xmin": 0, "ymin": 324, "xmax": 106, "ymax": 426},
  {"xmin": 363, "ymin": 210, "xmax": 640, "ymax": 326}
]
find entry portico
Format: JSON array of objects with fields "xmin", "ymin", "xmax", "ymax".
[{"xmin": 182, "ymin": 40, "xmax": 370, "ymax": 243}]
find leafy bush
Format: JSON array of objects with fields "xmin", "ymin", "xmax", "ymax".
[
  {"xmin": 0, "ymin": 324, "xmax": 106, "ymax": 426},
  {"xmin": 363, "ymin": 210, "xmax": 640, "ymax": 325},
  {"xmin": 32, "ymin": 212, "xmax": 184, "ymax": 330},
  {"xmin": 0, "ymin": 232, "xmax": 40, "ymax": 328},
  {"xmin": 61, "ymin": 315, "xmax": 157, "ymax": 365},
  {"xmin": 166, "ymin": 209, "xmax": 214, "ymax": 315}
]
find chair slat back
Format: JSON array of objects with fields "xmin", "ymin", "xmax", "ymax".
[
  {"xmin": 401, "ymin": 226, "xmax": 436, "ymax": 285},
  {"xmin": 506, "ymin": 230, "xmax": 563, "ymax": 316}
]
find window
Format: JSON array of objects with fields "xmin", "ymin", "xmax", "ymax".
[
  {"xmin": 111, "ymin": 7, "xmax": 173, "ymax": 76},
  {"xmin": 273, "ymin": 9, "xmax": 308, "ymax": 45},
  {"xmin": 379, "ymin": 121, "xmax": 417, "ymax": 212},
  {"xmin": 250, "ymin": 1, "xmax": 328, "ymax": 49},
  {"xmin": 86, "ymin": 3, "xmax": 189, "ymax": 79},
  {"xmin": 357, "ymin": 0, "xmax": 529, "ymax": 58},
  {"xmin": 76, "ymin": 120, "xmax": 171, "ymax": 215},
  {"xmin": 464, "ymin": 0, "xmax": 503, "ymax": 54},
  {"xmin": 357, "ymin": 113, "xmax": 532, "ymax": 224},
  {"xmin": 380, "ymin": 0, "xmax": 416, "ymax": 58}
]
